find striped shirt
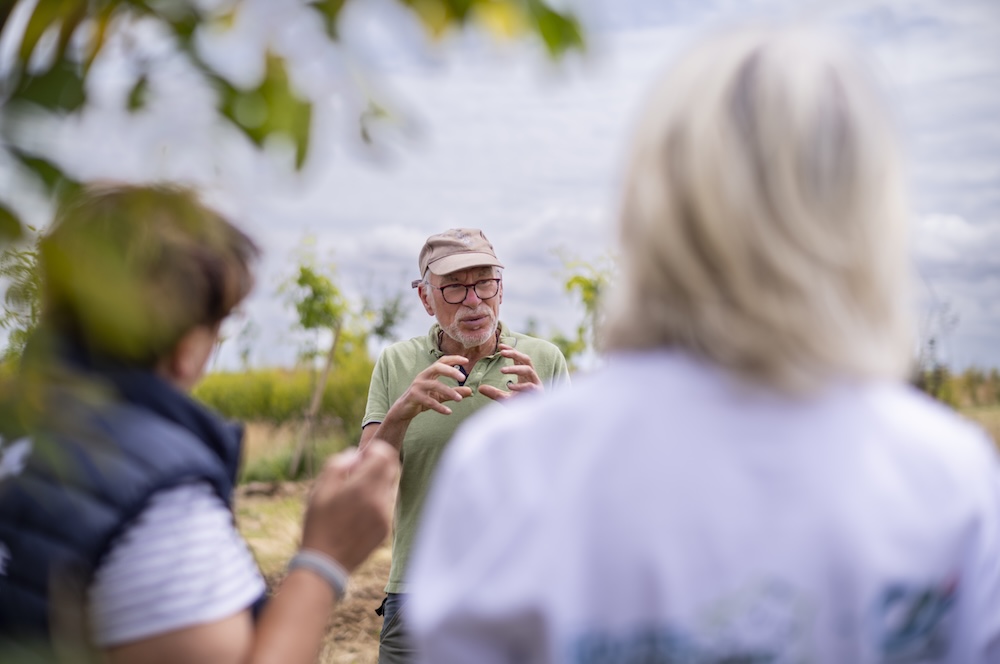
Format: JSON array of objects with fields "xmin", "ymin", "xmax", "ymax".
[{"xmin": 87, "ymin": 482, "xmax": 266, "ymax": 646}]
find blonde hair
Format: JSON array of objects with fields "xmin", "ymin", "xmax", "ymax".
[{"xmin": 603, "ymin": 24, "xmax": 913, "ymax": 393}]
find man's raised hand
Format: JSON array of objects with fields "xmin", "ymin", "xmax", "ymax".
[
  {"xmin": 393, "ymin": 355, "xmax": 475, "ymax": 419},
  {"xmin": 478, "ymin": 344, "xmax": 544, "ymax": 402}
]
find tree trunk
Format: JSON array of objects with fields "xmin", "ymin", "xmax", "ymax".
[{"xmin": 289, "ymin": 321, "xmax": 342, "ymax": 477}]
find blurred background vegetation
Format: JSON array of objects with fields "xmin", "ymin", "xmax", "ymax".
[
  {"xmin": 0, "ymin": 0, "xmax": 587, "ymax": 482},
  {"xmin": 2, "ymin": 1, "xmax": 997, "ymax": 487}
]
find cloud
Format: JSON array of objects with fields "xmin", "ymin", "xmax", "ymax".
[
  {"xmin": 912, "ymin": 214, "xmax": 1000, "ymax": 367},
  {"xmin": 7, "ymin": 0, "xmax": 999, "ymax": 371}
]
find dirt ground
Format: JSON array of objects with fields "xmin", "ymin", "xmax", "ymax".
[{"xmin": 235, "ymin": 482, "xmax": 387, "ymax": 664}]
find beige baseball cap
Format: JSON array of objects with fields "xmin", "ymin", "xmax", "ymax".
[{"xmin": 416, "ymin": 228, "xmax": 504, "ymax": 280}]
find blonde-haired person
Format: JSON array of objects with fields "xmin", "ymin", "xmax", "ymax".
[
  {"xmin": 0, "ymin": 184, "xmax": 399, "ymax": 663},
  {"xmin": 406, "ymin": 24, "xmax": 1000, "ymax": 663}
]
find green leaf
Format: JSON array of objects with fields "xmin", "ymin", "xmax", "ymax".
[
  {"xmin": 443, "ymin": 0, "xmax": 474, "ymax": 21},
  {"xmin": 215, "ymin": 53, "xmax": 313, "ymax": 169},
  {"xmin": 14, "ymin": 58, "xmax": 86, "ymax": 112},
  {"xmin": 359, "ymin": 99, "xmax": 389, "ymax": 145},
  {"xmin": 292, "ymin": 265, "xmax": 345, "ymax": 331},
  {"xmin": 526, "ymin": 0, "xmax": 584, "ymax": 58},
  {"xmin": 0, "ymin": 204, "xmax": 24, "ymax": 244},
  {"xmin": 259, "ymin": 53, "xmax": 312, "ymax": 169},
  {"xmin": 216, "ymin": 77, "xmax": 267, "ymax": 147},
  {"xmin": 307, "ymin": 0, "xmax": 348, "ymax": 39},
  {"xmin": 18, "ymin": 0, "xmax": 75, "ymax": 63},
  {"xmin": 8, "ymin": 148, "xmax": 81, "ymax": 200},
  {"xmin": 83, "ymin": 3, "xmax": 118, "ymax": 71},
  {"xmin": 127, "ymin": 74, "xmax": 149, "ymax": 111},
  {"xmin": 148, "ymin": 1, "xmax": 202, "ymax": 47}
]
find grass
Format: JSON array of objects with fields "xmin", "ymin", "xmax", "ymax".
[
  {"xmin": 236, "ymin": 489, "xmax": 306, "ymax": 575},
  {"xmin": 240, "ymin": 421, "xmax": 353, "ymax": 484},
  {"xmin": 234, "ymin": 479, "xmax": 390, "ymax": 664},
  {"xmin": 961, "ymin": 405, "xmax": 1000, "ymax": 446}
]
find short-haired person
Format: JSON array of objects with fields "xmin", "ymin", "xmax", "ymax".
[
  {"xmin": 406, "ymin": 25, "xmax": 1000, "ymax": 662},
  {"xmin": 0, "ymin": 184, "xmax": 399, "ymax": 663},
  {"xmin": 358, "ymin": 228, "xmax": 570, "ymax": 663}
]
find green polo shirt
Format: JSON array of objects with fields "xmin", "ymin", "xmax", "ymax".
[{"xmin": 362, "ymin": 322, "xmax": 570, "ymax": 593}]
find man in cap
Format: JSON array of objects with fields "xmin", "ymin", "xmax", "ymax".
[{"xmin": 358, "ymin": 228, "xmax": 569, "ymax": 663}]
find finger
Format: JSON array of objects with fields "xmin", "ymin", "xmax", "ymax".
[
  {"xmin": 416, "ymin": 357, "xmax": 468, "ymax": 384},
  {"xmin": 355, "ymin": 440, "xmax": 400, "ymax": 485},
  {"xmin": 309, "ymin": 449, "xmax": 360, "ymax": 502},
  {"xmin": 432, "ymin": 356, "xmax": 470, "ymax": 380},
  {"xmin": 322, "ymin": 448, "xmax": 361, "ymax": 480},
  {"xmin": 508, "ymin": 382, "xmax": 542, "ymax": 393},
  {"xmin": 354, "ymin": 443, "xmax": 400, "ymax": 520},
  {"xmin": 423, "ymin": 384, "xmax": 469, "ymax": 405},
  {"xmin": 420, "ymin": 395, "xmax": 455, "ymax": 415},
  {"xmin": 358, "ymin": 439, "xmax": 396, "ymax": 465},
  {"xmin": 434, "ymin": 366, "xmax": 468, "ymax": 384},
  {"xmin": 498, "ymin": 346, "xmax": 533, "ymax": 366},
  {"xmin": 500, "ymin": 370, "xmax": 542, "ymax": 388},
  {"xmin": 499, "ymin": 365, "xmax": 540, "ymax": 380},
  {"xmin": 478, "ymin": 385, "xmax": 512, "ymax": 401}
]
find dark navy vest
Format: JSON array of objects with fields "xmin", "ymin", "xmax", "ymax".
[{"xmin": 0, "ymin": 340, "xmax": 254, "ymax": 648}]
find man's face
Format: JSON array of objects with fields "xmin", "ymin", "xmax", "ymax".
[{"xmin": 421, "ymin": 266, "xmax": 503, "ymax": 349}]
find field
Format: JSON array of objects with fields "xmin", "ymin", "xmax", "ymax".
[
  {"xmin": 964, "ymin": 405, "xmax": 1000, "ymax": 444},
  {"xmin": 234, "ymin": 406, "xmax": 1000, "ymax": 663},
  {"xmin": 236, "ymin": 481, "xmax": 388, "ymax": 664}
]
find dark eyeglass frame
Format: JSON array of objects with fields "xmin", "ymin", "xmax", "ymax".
[{"xmin": 416, "ymin": 278, "xmax": 502, "ymax": 305}]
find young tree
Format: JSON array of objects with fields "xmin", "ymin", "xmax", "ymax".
[
  {"xmin": 286, "ymin": 263, "xmax": 348, "ymax": 476},
  {"xmin": 550, "ymin": 253, "xmax": 614, "ymax": 372}
]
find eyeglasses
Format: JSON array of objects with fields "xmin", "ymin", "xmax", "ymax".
[{"xmin": 427, "ymin": 278, "xmax": 501, "ymax": 305}]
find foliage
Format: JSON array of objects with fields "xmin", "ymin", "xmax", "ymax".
[
  {"xmin": 364, "ymin": 290, "xmax": 407, "ymax": 344},
  {"xmin": 927, "ymin": 366, "xmax": 1000, "ymax": 410},
  {"xmin": 240, "ymin": 434, "xmax": 348, "ymax": 484},
  {"xmin": 548, "ymin": 253, "xmax": 614, "ymax": 371},
  {"xmin": 963, "ymin": 405, "xmax": 1000, "ymax": 448},
  {"xmin": 0, "ymin": 0, "xmax": 585, "ymax": 241},
  {"xmin": 0, "ymin": 229, "xmax": 42, "ymax": 360},
  {"xmin": 289, "ymin": 265, "xmax": 347, "ymax": 336},
  {"xmin": 193, "ymin": 345, "xmax": 375, "ymax": 442}
]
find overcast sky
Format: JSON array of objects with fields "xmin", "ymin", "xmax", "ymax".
[{"xmin": 8, "ymin": 0, "xmax": 1000, "ymax": 370}]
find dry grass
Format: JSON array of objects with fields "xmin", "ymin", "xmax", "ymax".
[
  {"xmin": 962, "ymin": 405, "xmax": 1000, "ymax": 447},
  {"xmin": 235, "ymin": 482, "xmax": 386, "ymax": 664},
  {"xmin": 242, "ymin": 422, "xmax": 302, "ymax": 465}
]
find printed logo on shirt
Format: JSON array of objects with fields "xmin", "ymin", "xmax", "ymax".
[
  {"xmin": 571, "ymin": 579, "xmax": 810, "ymax": 663},
  {"xmin": 875, "ymin": 578, "xmax": 957, "ymax": 663},
  {"xmin": 0, "ymin": 436, "xmax": 32, "ymax": 481}
]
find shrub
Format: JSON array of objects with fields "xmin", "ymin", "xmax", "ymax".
[
  {"xmin": 240, "ymin": 433, "xmax": 350, "ymax": 483},
  {"xmin": 194, "ymin": 354, "xmax": 375, "ymax": 442}
]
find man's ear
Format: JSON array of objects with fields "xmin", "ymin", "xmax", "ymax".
[{"xmin": 418, "ymin": 285, "xmax": 436, "ymax": 317}]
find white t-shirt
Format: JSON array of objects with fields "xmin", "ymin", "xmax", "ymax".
[
  {"xmin": 87, "ymin": 482, "xmax": 266, "ymax": 647},
  {"xmin": 408, "ymin": 351, "xmax": 1000, "ymax": 663}
]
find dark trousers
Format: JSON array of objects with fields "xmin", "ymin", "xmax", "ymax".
[{"xmin": 378, "ymin": 593, "xmax": 415, "ymax": 664}]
